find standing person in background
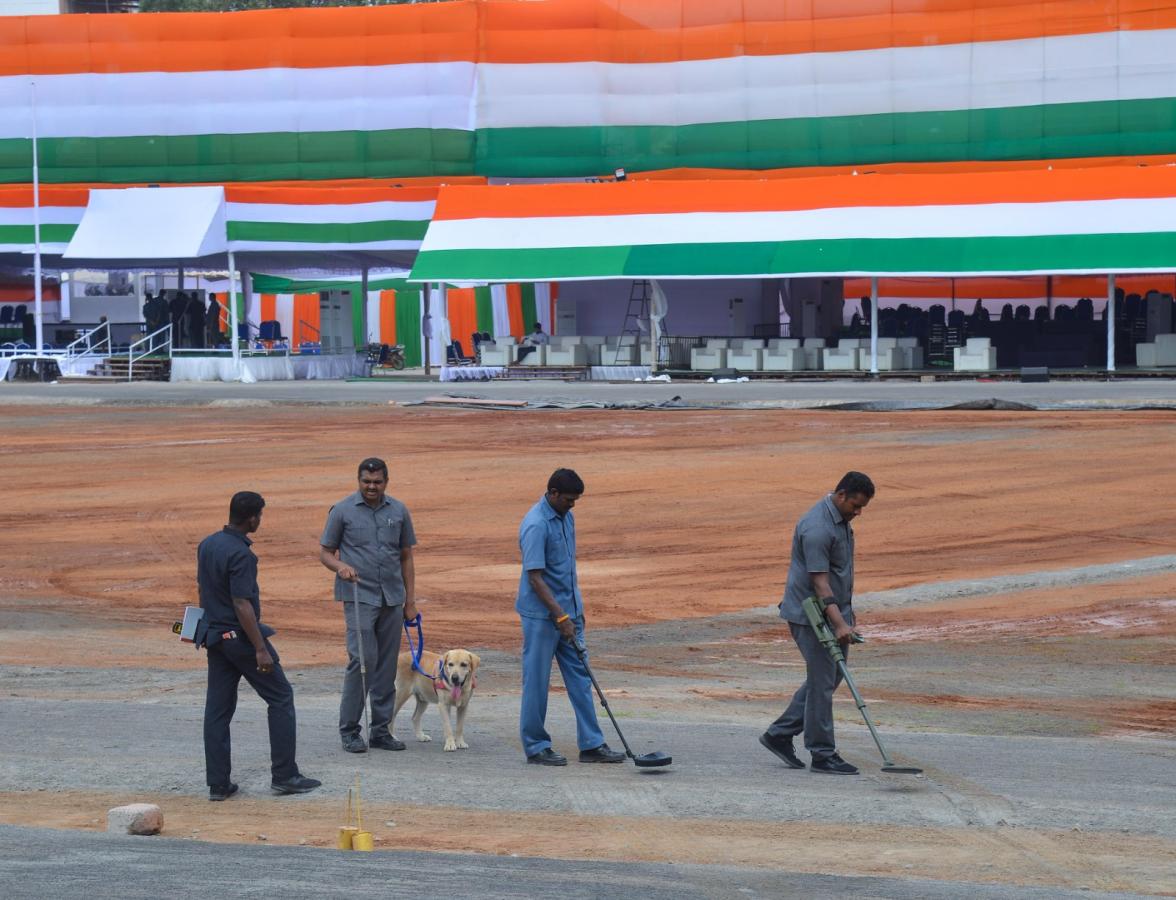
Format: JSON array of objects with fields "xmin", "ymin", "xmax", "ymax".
[
  {"xmin": 206, "ymin": 294, "xmax": 224, "ymax": 347},
  {"xmin": 319, "ymin": 458, "xmax": 418, "ymax": 754},
  {"xmin": 760, "ymin": 471, "xmax": 875, "ymax": 775},
  {"xmin": 516, "ymin": 468, "xmax": 624, "ymax": 767},
  {"xmin": 198, "ymin": 491, "xmax": 320, "ymax": 800}
]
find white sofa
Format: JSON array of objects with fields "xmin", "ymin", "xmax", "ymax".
[
  {"xmin": 898, "ymin": 337, "xmax": 924, "ymax": 369},
  {"xmin": 762, "ymin": 338, "xmax": 805, "ymax": 371},
  {"xmin": 824, "ymin": 338, "xmax": 861, "ymax": 371},
  {"xmin": 872, "ymin": 337, "xmax": 907, "ymax": 371},
  {"xmin": 953, "ymin": 337, "xmax": 997, "ymax": 371},
  {"xmin": 578, "ymin": 335, "xmax": 606, "ymax": 365},
  {"xmin": 802, "ymin": 338, "xmax": 826, "ymax": 370},
  {"xmin": 603, "ymin": 335, "xmax": 638, "ymax": 365},
  {"xmin": 478, "ymin": 339, "xmax": 515, "ymax": 366},
  {"xmin": 546, "ymin": 338, "xmax": 589, "ymax": 366},
  {"xmin": 516, "ymin": 343, "xmax": 547, "ymax": 366},
  {"xmin": 727, "ymin": 338, "xmax": 766, "ymax": 371},
  {"xmin": 1135, "ymin": 333, "xmax": 1176, "ymax": 367},
  {"xmin": 690, "ymin": 338, "xmax": 729, "ymax": 371}
]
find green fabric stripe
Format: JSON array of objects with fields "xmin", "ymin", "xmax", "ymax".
[
  {"xmin": 411, "ymin": 232, "xmax": 1176, "ymax": 281},
  {"xmin": 0, "ymin": 223, "xmax": 78, "ymax": 244},
  {"xmin": 1, "ymin": 96, "xmax": 1174, "ymax": 183},
  {"xmin": 474, "ymin": 285, "xmax": 494, "ymax": 335},
  {"xmin": 351, "ymin": 287, "xmax": 365, "ymax": 347},
  {"xmin": 0, "ymin": 129, "xmax": 475, "ymax": 184},
  {"xmin": 250, "ymin": 273, "xmax": 410, "ymax": 293},
  {"xmin": 519, "ymin": 283, "xmax": 538, "ymax": 331},
  {"xmin": 228, "ymin": 219, "xmax": 428, "ymax": 244},
  {"xmin": 476, "ymin": 97, "xmax": 1176, "ymax": 175},
  {"xmin": 394, "ymin": 288, "xmax": 423, "ymax": 367}
]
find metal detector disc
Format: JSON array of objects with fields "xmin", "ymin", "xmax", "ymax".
[
  {"xmin": 633, "ymin": 752, "xmax": 672, "ymax": 768},
  {"xmin": 881, "ymin": 765, "xmax": 923, "ymax": 775}
]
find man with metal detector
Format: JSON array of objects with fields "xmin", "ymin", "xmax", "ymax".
[
  {"xmin": 760, "ymin": 471, "xmax": 875, "ymax": 775},
  {"xmin": 517, "ymin": 468, "xmax": 625, "ymax": 766},
  {"xmin": 197, "ymin": 491, "xmax": 320, "ymax": 800},
  {"xmin": 320, "ymin": 458, "xmax": 418, "ymax": 754}
]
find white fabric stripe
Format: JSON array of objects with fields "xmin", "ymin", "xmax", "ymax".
[
  {"xmin": 226, "ymin": 201, "xmax": 435, "ymax": 224},
  {"xmin": 0, "ymin": 62, "xmax": 476, "ymax": 140},
  {"xmin": 247, "ymin": 291, "xmax": 261, "ymax": 332},
  {"xmin": 476, "ymin": 29, "xmax": 1176, "ymax": 128},
  {"xmin": 0, "ymin": 207, "xmax": 85, "ymax": 225},
  {"xmin": 228, "ymin": 239, "xmax": 422, "ymax": 252},
  {"xmin": 366, "ymin": 291, "xmax": 382, "ymax": 343},
  {"xmin": 0, "ymin": 243, "xmax": 71, "ymax": 253},
  {"xmin": 534, "ymin": 282, "xmax": 553, "ymax": 334},
  {"xmin": 489, "ymin": 283, "xmax": 510, "ymax": 338},
  {"xmin": 275, "ymin": 295, "xmax": 294, "ymax": 345},
  {"xmin": 423, "ymin": 198, "xmax": 1176, "ymax": 251}
]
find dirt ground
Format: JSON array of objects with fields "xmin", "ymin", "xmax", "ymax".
[{"xmin": 1, "ymin": 405, "xmax": 1174, "ymax": 894}]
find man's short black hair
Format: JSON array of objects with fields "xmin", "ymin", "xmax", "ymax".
[
  {"xmin": 835, "ymin": 471, "xmax": 875, "ymax": 498},
  {"xmin": 229, "ymin": 491, "xmax": 265, "ymax": 524},
  {"xmin": 533, "ymin": 322, "xmax": 543, "ymax": 330},
  {"xmin": 358, "ymin": 457, "xmax": 389, "ymax": 479},
  {"xmin": 547, "ymin": 467, "xmax": 584, "ymax": 495}
]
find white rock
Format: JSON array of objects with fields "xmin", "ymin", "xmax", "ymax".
[{"xmin": 107, "ymin": 804, "xmax": 163, "ymax": 836}]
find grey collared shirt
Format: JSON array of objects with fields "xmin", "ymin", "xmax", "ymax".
[
  {"xmin": 320, "ymin": 491, "xmax": 417, "ymax": 607},
  {"xmin": 779, "ymin": 494, "xmax": 856, "ymax": 626}
]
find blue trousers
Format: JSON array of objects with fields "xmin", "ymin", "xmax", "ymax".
[{"xmin": 518, "ymin": 615, "xmax": 605, "ymax": 757}]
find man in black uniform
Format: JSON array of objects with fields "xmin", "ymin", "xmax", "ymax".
[{"xmin": 197, "ymin": 491, "xmax": 320, "ymax": 801}]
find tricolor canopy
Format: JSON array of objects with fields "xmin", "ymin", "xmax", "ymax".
[{"xmin": 410, "ymin": 166, "xmax": 1176, "ymax": 283}]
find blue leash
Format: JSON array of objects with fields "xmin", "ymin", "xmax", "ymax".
[{"xmin": 403, "ymin": 614, "xmax": 433, "ymax": 678}]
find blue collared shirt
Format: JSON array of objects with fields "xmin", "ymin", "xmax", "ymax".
[{"xmin": 515, "ymin": 495, "xmax": 582, "ymax": 620}]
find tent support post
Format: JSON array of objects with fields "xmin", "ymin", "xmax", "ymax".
[
  {"xmin": 1106, "ymin": 274, "xmax": 1116, "ymax": 374},
  {"xmin": 30, "ymin": 80, "xmax": 44, "ymax": 353},
  {"xmin": 360, "ymin": 266, "xmax": 369, "ymax": 347},
  {"xmin": 869, "ymin": 276, "xmax": 879, "ymax": 375},
  {"xmin": 423, "ymin": 284, "xmax": 431, "ymax": 376},
  {"xmin": 227, "ymin": 250, "xmax": 241, "ymax": 379}
]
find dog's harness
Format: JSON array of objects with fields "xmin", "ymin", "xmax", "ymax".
[{"xmin": 404, "ymin": 613, "xmax": 475, "ymax": 703}]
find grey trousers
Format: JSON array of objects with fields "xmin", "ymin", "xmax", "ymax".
[
  {"xmin": 766, "ymin": 622, "xmax": 848, "ymax": 760},
  {"xmin": 339, "ymin": 600, "xmax": 404, "ymax": 738}
]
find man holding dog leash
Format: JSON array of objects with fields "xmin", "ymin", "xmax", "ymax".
[
  {"xmin": 517, "ymin": 468, "xmax": 624, "ymax": 766},
  {"xmin": 320, "ymin": 458, "xmax": 418, "ymax": 754},
  {"xmin": 760, "ymin": 471, "xmax": 875, "ymax": 775}
]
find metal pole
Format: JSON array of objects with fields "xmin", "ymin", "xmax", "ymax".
[
  {"xmin": 1106, "ymin": 274, "xmax": 1116, "ymax": 373},
  {"xmin": 359, "ymin": 266, "xmax": 369, "ymax": 347},
  {"xmin": 30, "ymin": 80, "xmax": 43, "ymax": 353},
  {"xmin": 423, "ymin": 283, "xmax": 431, "ymax": 376},
  {"xmin": 227, "ymin": 250, "xmax": 241, "ymax": 378},
  {"xmin": 869, "ymin": 276, "xmax": 879, "ymax": 374}
]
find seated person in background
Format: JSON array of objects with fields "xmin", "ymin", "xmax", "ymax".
[{"xmin": 516, "ymin": 323, "xmax": 550, "ymax": 362}]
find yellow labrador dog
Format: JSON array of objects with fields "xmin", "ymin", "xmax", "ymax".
[{"xmin": 391, "ymin": 649, "xmax": 480, "ymax": 752}]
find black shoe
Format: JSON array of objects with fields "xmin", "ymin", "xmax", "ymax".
[
  {"xmin": 579, "ymin": 743, "xmax": 626, "ymax": 763},
  {"xmin": 209, "ymin": 783, "xmax": 239, "ymax": 802},
  {"xmin": 271, "ymin": 774, "xmax": 322, "ymax": 795},
  {"xmin": 526, "ymin": 747, "xmax": 568, "ymax": 766},
  {"xmin": 759, "ymin": 732, "xmax": 805, "ymax": 769},
  {"xmin": 341, "ymin": 733, "xmax": 367, "ymax": 754},
  {"xmin": 369, "ymin": 734, "xmax": 406, "ymax": 751},
  {"xmin": 810, "ymin": 753, "xmax": 859, "ymax": 775}
]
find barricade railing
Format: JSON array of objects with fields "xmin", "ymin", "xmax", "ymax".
[{"xmin": 127, "ymin": 323, "xmax": 172, "ymax": 382}]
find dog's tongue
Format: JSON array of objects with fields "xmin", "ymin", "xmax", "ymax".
[{"xmin": 450, "ymin": 684, "xmax": 462, "ymax": 703}]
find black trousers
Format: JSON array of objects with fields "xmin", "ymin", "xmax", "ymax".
[{"xmin": 204, "ymin": 637, "xmax": 299, "ymax": 787}]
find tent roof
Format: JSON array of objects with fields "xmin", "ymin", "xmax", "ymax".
[
  {"xmin": 409, "ymin": 165, "xmax": 1176, "ymax": 284},
  {"xmin": 65, "ymin": 186, "xmax": 227, "ymax": 261}
]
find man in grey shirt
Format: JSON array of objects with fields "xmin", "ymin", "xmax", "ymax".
[
  {"xmin": 320, "ymin": 457, "xmax": 418, "ymax": 753},
  {"xmin": 760, "ymin": 471, "xmax": 875, "ymax": 775}
]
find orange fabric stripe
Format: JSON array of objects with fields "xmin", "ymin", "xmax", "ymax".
[
  {"xmin": 446, "ymin": 287, "xmax": 480, "ymax": 353},
  {"xmin": 506, "ymin": 283, "xmax": 524, "ymax": 338},
  {"xmin": 293, "ymin": 294, "xmax": 320, "ymax": 345},
  {"xmin": 260, "ymin": 294, "xmax": 276, "ymax": 323},
  {"xmin": 0, "ymin": 285, "xmax": 59, "ymax": 301},
  {"xmin": 224, "ymin": 184, "xmax": 443, "ymax": 205},
  {"xmin": 0, "ymin": 186, "xmax": 90, "ymax": 208},
  {"xmin": 0, "ymin": 3, "xmax": 478, "ymax": 76},
  {"xmin": 379, "ymin": 290, "xmax": 397, "ymax": 345},
  {"xmin": 1, "ymin": 1, "xmax": 1173, "ymax": 75},
  {"xmin": 432, "ymin": 165, "xmax": 1176, "ymax": 221}
]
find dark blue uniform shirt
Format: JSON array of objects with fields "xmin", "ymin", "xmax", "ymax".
[{"xmin": 197, "ymin": 527, "xmax": 261, "ymax": 632}]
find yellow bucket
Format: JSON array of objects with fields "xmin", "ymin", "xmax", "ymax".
[
  {"xmin": 337, "ymin": 826, "xmax": 359, "ymax": 851},
  {"xmin": 352, "ymin": 831, "xmax": 374, "ymax": 852}
]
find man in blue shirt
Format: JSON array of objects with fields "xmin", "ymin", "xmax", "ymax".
[{"xmin": 517, "ymin": 468, "xmax": 624, "ymax": 766}]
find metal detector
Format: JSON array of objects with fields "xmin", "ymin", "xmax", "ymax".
[
  {"xmin": 801, "ymin": 596, "xmax": 923, "ymax": 776},
  {"xmin": 572, "ymin": 637, "xmax": 672, "ymax": 769}
]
